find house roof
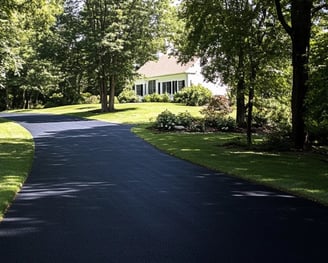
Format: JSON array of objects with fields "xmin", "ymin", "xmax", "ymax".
[{"xmin": 137, "ymin": 55, "xmax": 196, "ymax": 78}]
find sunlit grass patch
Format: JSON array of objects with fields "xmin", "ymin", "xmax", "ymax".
[
  {"xmin": 133, "ymin": 125, "xmax": 328, "ymax": 205},
  {"xmin": 20, "ymin": 102, "xmax": 203, "ymax": 124},
  {"xmin": 0, "ymin": 118, "xmax": 34, "ymax": 221}
]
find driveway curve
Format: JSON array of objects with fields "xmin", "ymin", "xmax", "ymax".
[{"xmin": 0, "ymin": 113, "xmax": 328, "ymax": 262}]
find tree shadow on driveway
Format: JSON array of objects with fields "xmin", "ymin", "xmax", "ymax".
[{"xmin": 0, "ymin": 113, "xmax": 328, "ymax": 262}]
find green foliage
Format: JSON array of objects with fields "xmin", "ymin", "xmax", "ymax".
[
  {"xmin": 155, "ymin": 109, "xmax": 196, "ymax": 130},
  {"xmin": 202, "ymin": 112, "xmax": 236, "ymax": 132},
  {"xmin": 143, "ymin": 93, "xmax": 171, "ymax": 103},
  {"xmin": 174, "ymin": 84, "xmax": 212, "ymax": 106},
  {"xmin": 0, "ymin": 0, "xmax": 63, "ymax": 110},
  {"xmin": 176, "ymin": 111, "xmax": 194, "ymax": 127},
  {"xmin": 200, "ymin": 95, "xmax": 234, "ymax": 131},
  {"xmin": 252, "ymin": 98, "xmax": 291, "ymax": 131},
  {"xmin": 143, "ymin": 93, "xmax": 162, "ymax": 102},
  {"xmin": 81, "ymin": 0, "xmax": 171, "ymax": 111},
  {"xmin": 306, "ymin": 27, "xmax": 328, "ymax": 144},
  {"xmin": 200, "ymin": 96, "xmax": 232, "ymax": 119},
  {"xmin": 160, "ymin": 93, "xmax": 171, "ymax": 103},
  {"xmin": 118, "ymin": 88, "xmax": 138, "ymax": 103},
  {"xmin": 155, "ymin": 110, "xmax": 177, "ymax": 130},
  {"xmin": 44, "ymin": 92, "xmax": 67, "ymax": 108},
  {"xmin": 81, "ymin": 93, "xmax": 100, "ymax": 104}
]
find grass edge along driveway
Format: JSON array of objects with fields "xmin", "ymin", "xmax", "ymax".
[
  {"xmin": 0, "ymin": 118, "xmax": 34, "ymax": 221},
  {"xmin": 7, "ymin": 103, "xmax": 328, "ymax": 206},
  {"xmin": 133, "ymin": 125, "xmax": 328, "ymax": 206}
]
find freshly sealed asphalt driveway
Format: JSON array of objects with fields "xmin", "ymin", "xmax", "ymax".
[{"xmin": 0, "ymin": 113, "xmax": 328, "ymax": 262}]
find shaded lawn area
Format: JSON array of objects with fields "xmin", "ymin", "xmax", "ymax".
[
  {"xmin": 133, "ymin": 125, "xmax": 328, "ymax": 205},
  {"xmin": 0, "ymin": 118, "xmax": 34, "ymax": 221}
]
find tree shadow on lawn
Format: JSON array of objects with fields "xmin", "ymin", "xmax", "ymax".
[{"xmin": 72, "ymin": 107, "xmax": 138, "ymax": 116}]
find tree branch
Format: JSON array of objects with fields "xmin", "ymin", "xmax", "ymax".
[
  {"xmin": 312, "ymin": 3, "xmax": 328, "ymax": 16},
  {"xmin": 274, "ymin": 0, "xmax": 292, "ymax": 36}
]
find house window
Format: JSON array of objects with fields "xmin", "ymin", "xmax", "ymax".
[
  {"xmin": 178, "ymin": 80, "xmax": 185, "ymax": 90},
  {"xmin": 148, "ymin": 80, "xmax": 156, "ymax": 94},
  {"xmin": 158, "ymin": 83, "xmax": 161, "ymax": 94},
  {"xmin": 136, "ymin": 84, "xmax": 143, "ymax": 96},
  {"xmin": 172, "ymin": 81, "xmax": 178, "ymax": 94},
  {"xmin": 162, "ymin": 81, "xmax": 172, "ymax": 94}
]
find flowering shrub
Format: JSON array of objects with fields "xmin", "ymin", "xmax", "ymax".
[
  {"xmin": 215, "ymin": 117, "xmax": 236, "ymax": 131},
  {"xmin": 155, "ymin": 110, "xmax": 177, "ymax": 130}
]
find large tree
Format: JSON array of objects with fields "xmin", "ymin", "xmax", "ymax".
[
  {"xmin": 0, "ymin": 0, "xmax": 63, "ymax": 110},
  {"xmin": 274, "ymin": 0, "xmax": 328, "ymax": 149},
  {"xmin": 178, "ymin": 0, "xmax": 289, "ymax": 144},
  {"xmin": 81, "ymin": 0, "xmax": 170, "ymax": 112}
]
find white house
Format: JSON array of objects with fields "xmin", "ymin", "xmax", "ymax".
[{"xmin": 133, "ymin": 54, "xmax": 226, "ymax": 97}]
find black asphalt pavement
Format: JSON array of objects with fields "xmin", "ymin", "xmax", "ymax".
[{"xmin": 0, "ymin": 113, "xmax": 328, "ymax": 262}]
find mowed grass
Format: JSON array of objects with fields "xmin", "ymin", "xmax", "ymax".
[
  {"xmin": 24, "ymin": 103, "xmax": 203, "ymax": 124},
  {"xmin": 8, "ymin": 102, "xmax": 328, "ymax": 205},
  {"xmin": 133, "ymin": 126, "xmax": 328, "ymax": 204},
  {"xmin": 0, "ymin": 118, "xmax": 34, "ymax": 221}
]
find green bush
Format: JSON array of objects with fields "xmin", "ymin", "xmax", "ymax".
[
  {"xmin": 253, "ymin": 98, "xmax": 291, "ymax": 131},
  {"xmin": 45, "ymin": 92, "xmax": 67, "ymax": 108},
  {"xmin": 143, "ymin": 93, "xmax": 171, "ymax": 103},
  {"xmin": 81, "ymin": 93, "xmax": 100, "ymax": 104},
  {"xmin": 155, "ymin": 110, "xmax": 177, "ymax": 130},
  {"xmin": 173, "ymin": 84, "xmax": 212, "ymax": 106},
  {"xmin": 215, "ymin": 117, "xmax": 236, "ymax": 132},
  {"xmin": 176, "ymin": 111, "xmax": 194, "ymax": 128},
  {"xmin": 118, "ymin": 88, "xmax": 138, "ymax": 103},
  {"xmin": 201, "ymin": 95, "xmax": 232, "ymax": 127},
  {"xmin": 204, "ymin": 113, "xmax": 236, "ymax": 131},
  {"xmin": 160, "ymin": 93, "xmax": 171, "ymax": 102}
]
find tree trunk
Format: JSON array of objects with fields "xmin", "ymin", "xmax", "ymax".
[
  {"xmin": 236, "ymin": 77, "xmax": 246, "ymax": 127},
  {"xmin": 275, "ymin": 0, "xmax": 312, "ymax": 149},
  {"xmin": 108, "ymin": 75, "xmax": 115, "ymax": 112},
  {"xmin": 247, "ymin": 65, "xmax": 256, "ymax": 146},
  {"xmin": 100, "ymin": 76, "xmax": 108, "ymax": 112},
  {"xmin": 5, "ymin": 86, "xmax": 9, "ymax": 110},
  {"xmin": 236, "ymin": 48, "xmax": 246, "ymax": 128},
  {"xmin": 290, "ymin": 0, "xmax": 312, "ymax": 149},
  {"xmin": 246, "ymin": 87, "xmax": 254, "ymax": 146}
]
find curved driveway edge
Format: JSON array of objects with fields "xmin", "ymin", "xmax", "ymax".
[{"xmin": 0, "ymin": 113, "xmax": 328, "ymax": 262}]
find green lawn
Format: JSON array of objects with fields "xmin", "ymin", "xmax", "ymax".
[
  {"xmin": 6, "ymin": 102, "xmax": 328, "ymax": 206},
  {"xmin": 0, "ymin": 118, "xmax": 34, "ymax": 221},
  {"xmin": 133, "ymin": 125, "xmax": 328, "ymax": 204},
  {"xmin": 24, "ymin": 102, "xmax": 203, "ymax": 124}
]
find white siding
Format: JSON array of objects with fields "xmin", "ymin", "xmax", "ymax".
[{"xmin": 133, "ymin": 59, "xmax": 227, "ymax": 97}]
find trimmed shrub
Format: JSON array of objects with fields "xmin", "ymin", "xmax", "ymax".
[
  {"xmin": 215, "ymin": 117, "xmax": 236, "ymax": 132},
  {"xmin": 155, "ymin": 110, "xmax": 177, "ymax": 130},
  {"xmin": 118, "ymin": 88, "xmax": 138, "ymax": 103},
  {"xmin": 176, "ymin": 111, "xmax": 194, "ymax": 128},
  {"xmin": 203, "ymin": 114, "xmax": 236, "ymax": 131},
  {"xmin": 173, "ymin": 84, "xmax": 212, "ymax": 106},
  {"xmin": 160, "ymin": 93, "xmax": 171, "ymax": 102},
  {"xmin": 143, "ymin": 93, "xmax": 171, "ymax": 103}
]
